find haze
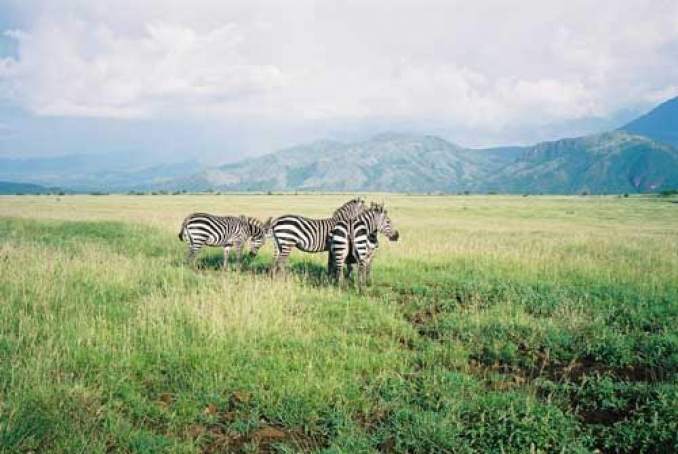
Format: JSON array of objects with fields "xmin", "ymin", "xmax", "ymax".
[{"xmin": 1, "ymin": 0, "xmax": 677, "ymax": 163}]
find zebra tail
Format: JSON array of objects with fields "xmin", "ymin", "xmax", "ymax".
[{"xmin": 178, "ymin": 216, "xmax": 190, "ymax": 241}]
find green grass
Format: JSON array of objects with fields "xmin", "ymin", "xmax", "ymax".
[{"xmin": 0, "ymin": 194, "xmax": 676, "ymax": 452}]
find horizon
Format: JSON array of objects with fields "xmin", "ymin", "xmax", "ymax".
[
  {"xmin": 1, "ymin": 95, "xmax": 675, "ymax": 165},
  {"xmin": 1, "ymin": 1, "xmax": 678, "ymax": 163}
]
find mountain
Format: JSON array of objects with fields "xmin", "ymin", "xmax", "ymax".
[
  {"xmin": 171, "ymin": 133, "xmax": 523, "ymax": 192},
  {"xmin": 171, "ymin": 129, "xmax": 677, "ymax": 194},
  {"xmin": 0, "ymin": 181, "xmax": 55, "ymax": 194},
  {"xmin": 0, "ymin": 152, "xmax": 202, "ymax": 191},
  {"xmin": 622, "ymin": 97, "xmax": 678, "ymax": 147},
  {"xmin": 5, "ymin": 97, "xmax": 677, "ymax": 194},
  {"xmin": 484, "ymin": 131, "xmax": 678, "ymax": 194}
]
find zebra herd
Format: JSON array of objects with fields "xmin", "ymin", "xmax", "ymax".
[{"xmin": 178, "ymin": 198, "xmax": 399, "ymax": 285}]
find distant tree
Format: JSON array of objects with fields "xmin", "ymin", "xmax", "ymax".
[
  {"xmin": 580, "ymin": 191, "xmax": 589, "ymax": 196},
  {"xmin": 623, "ymin": 193, "xmax": 629, "ymax": 198}
]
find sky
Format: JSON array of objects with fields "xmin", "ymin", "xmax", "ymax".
[{"xmin": 0, "ymin": 0, "xmax": 677, "ymax": 163}]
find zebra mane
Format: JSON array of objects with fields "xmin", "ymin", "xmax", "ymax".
[
  {"xmin": 368, "ymin": 201, "xmax": 387, "ymax": 214},
  {"xmin": 332, "ymin": 197, "xmax": 366, "ymax": 219},
  {"xmin": 240, "ymin": 216, "xmax": 269, "ymax": 235}
]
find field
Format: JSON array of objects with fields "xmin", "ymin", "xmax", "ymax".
[{"xmin": 0, "ymin": 194, "xmax": 676, "ymax": 453}]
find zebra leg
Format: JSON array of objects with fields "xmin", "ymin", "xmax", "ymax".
[
  {"xmin": 357, "ymin": 262, "xmax": 368, "ymax": 289},
  {"xmin": 336, "ymin": 263, "xmax": 346, "ymax": 286},
  {"xmin": 327, "ymin": 251, "xmax": 335, "ymax": 278},
  {"xmin": 333, "ymin": 250, "xmax": 348, "ymax": 287},
  {"xmin": 223, "ymin": 245, "xmax": 232, "ymax": 271},
  {"xmin": 235, "ymin": 241, "xmax": 244, "ymax": 270},
  {"xmin": 186, "ymin": 244, "xmax": 201, "ymax": 267},
  {"xmin": 271, "ymin": 240, "xmax": 291, "ymax": 277}
]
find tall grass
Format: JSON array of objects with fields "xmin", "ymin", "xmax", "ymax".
[{"xmin": 0, "ymin": 194, "xmax": 676, "ymax": 452}]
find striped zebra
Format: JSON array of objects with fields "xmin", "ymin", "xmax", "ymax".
[
  {"xmin": 269, "ymin": 198, "xmax": 366, "ymax": 276},
  {"xmin": 178, "ymin": 213, "xmax": 270, "ymax": 269},
  {"xmin": 329, "ymin": 203, "xmax": 399, "ymax": 286},
  {"xmin": 329, "ymin": 231, "xmax": 379, "ymax": 282}
]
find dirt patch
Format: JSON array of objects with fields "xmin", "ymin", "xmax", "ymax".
[
  {"xmin": 577, "ymin": 408, "xmax": 627, "ymax": 425},
  {"xmin": 198, "ymin": 422, "xmax": 326, "ymax": 453}
]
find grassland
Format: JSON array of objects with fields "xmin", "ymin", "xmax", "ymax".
[{"xmin": 0, "ymin": 194, "xmax": 676, "ymax": 453}]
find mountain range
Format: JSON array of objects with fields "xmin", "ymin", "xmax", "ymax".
[
  {"xmin": 0, "ymin": 152, "xmax": 201, "ymax": 192},
  {"xmin": 1, "ymin": 97, "xmax": 677, "ymax": 194},
  {"xmin": 169, "ymin": 97, "xmax": 678, "ymax": 194}
]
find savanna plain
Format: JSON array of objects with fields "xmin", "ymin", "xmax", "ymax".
[{"xmin": 0, "ymin": 194, "xmax": 676, "ymax": 453}]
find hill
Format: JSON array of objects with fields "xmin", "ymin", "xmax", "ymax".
[
  {"xmin": 170, "ymin": 134, "xmax": 523, "ymax": 193},
  {"xmin": 0, "ymin": 180, "xmax": 56, "ymax": 194},
  {"xmin": 622, "ymin": 96, "xmax": 678, "ymax": 146},
  {"xmin": 172, "ymin": 130, "xmax": 678, "ymax": 194},
  {"xmin": 484, "ymin": 131, "xmax": 678, "ymax": 194},
  {"xmin": 0, "ymin": 153, "xmax": 201, "ymax": 191}
]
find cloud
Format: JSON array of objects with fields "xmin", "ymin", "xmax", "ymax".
[
  {"xmin": 0, "ymin": 17, "xmax": 285, "ymax": 118},
  {"xmin": 0, "ymin": 0, "xmax": 677, "ymax": 147}
]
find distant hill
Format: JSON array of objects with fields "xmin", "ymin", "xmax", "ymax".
[
  {"xmin": 170, "ymin": 129, "xmax": 677, "ymax": 194},
  {"xmin": 622, "ymin": 97, "xmax": 678, "ymax": 147},
  {"xmin": 483, "ymin": 131, "xmax": 678, "ymax": 193},
  {"xmin": 4, "ymin": 97, "xmax": 677, "ymax": 194},
  {"xmin": 0, "ymin": 152, "xmax": 202, "ymax": 191},
  {"xmin": 169, "ymin": 134, "xmax": 523, "ymax": 192},
  {"xmin": 0, "ymin": 181, "xmax": 55, "ymax": 194}
]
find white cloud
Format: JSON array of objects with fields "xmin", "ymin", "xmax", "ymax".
[
  {"xmin": 0, "ymin": 17, "xmax": 285, "ymax": 118},
  {"xmin": 0, "ymin": 0, "xmax": 677, "ymax": 147}
]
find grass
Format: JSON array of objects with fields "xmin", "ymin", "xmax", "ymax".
[{"xmin": 0, "ymin": 194, "xmax": 676, "ymax": 453}]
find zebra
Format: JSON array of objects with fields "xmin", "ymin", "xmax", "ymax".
[
  {"xmin": 178, "ymin": 213, "xmax": 270, "ymax": 269},
  {"xmin": 329, "ymin": 231, "xmax": 379, "ymax": 282},
  {"xmin": 269, "ymin": 198, "xmax": 366, "ymax": 276},
  {"xmin": 329, "ymin": 202, "xmax": 399, "ymax": 286}
]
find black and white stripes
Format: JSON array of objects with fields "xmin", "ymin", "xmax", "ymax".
[
  {"xmin": 178, "ymin": 213, "xmax": 270, "ymax": 269},
  {"xmin": 177, "ymin": 198, "xmax": 398, "ymax": 285},
  {"xmin": 268, "ymin": 198, "xmax": 366, "ymax": 276},
  {"xmin": 329, "ymin": 203, "xmax": 399, "ymax": 285}
]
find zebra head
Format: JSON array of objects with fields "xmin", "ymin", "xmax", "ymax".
[
  {"xmin": 332, "ymin": 197, "xmax": 366, "ymax": 220},
  {"xmin": 367, "ymin": 202, "xmax": 400, "ymax": 242},
  {"xmin": 243, "ymin": 216, "xmax": 270, "ymax": 256}
]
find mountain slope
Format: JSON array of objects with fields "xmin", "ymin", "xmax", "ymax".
[
  {"xmin": 0, "ymin": 153, "xmax": 202, "ymax": 191},
  {"xmin": 622, "ymin": 96, "xmax": 678, "ymax": 146},
  {"xmin": 484, "ymin": 131, "xmax": 678, "ymax": 194},
  {"xmin": 0, "ymin": 181, "xmax": 54, "ymax": 194},
  {"xmin": 173, "ymin": 134, "xmax": 523, "ymax": 192},
  {"xmin": 173, "ymin": 129, "xmax": 678, "ymax": 194}
]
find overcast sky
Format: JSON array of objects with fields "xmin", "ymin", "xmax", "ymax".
[{"xmin": 1, "ymin": 0, "xmax": 677, "ymax": 162}]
